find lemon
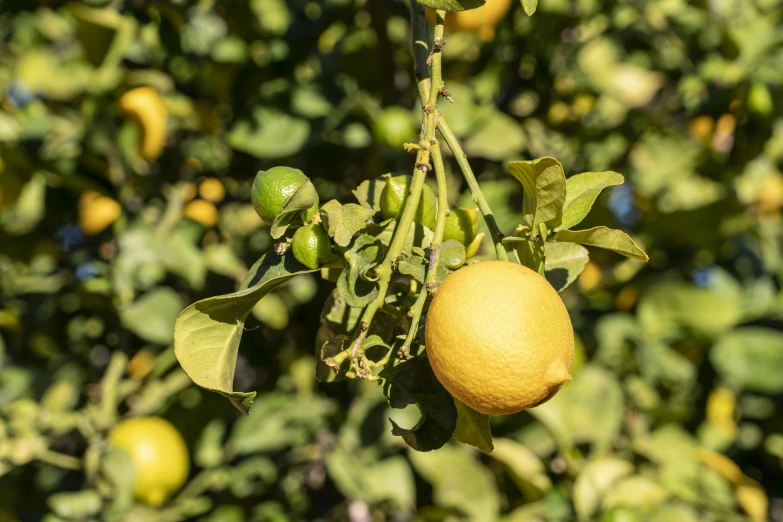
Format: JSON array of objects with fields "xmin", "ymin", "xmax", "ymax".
[
  {"xmin": 425, "ymin": 261, "xmax": 574, "ymax": 415},
  {"xmin": 292, "ymin": 223, "xmax": 331, "ymax": 270},
  {"xmin": 118, "ymin": 87, "xmax": 167, "ymax": 161},
  {"xmin": 108, "ymin": 417, "xmax": 190, "ymax": 506},
  {"xmin": 251, "ymin": 167, "xmax": 318, "ymax": 226},
  {"xmin": 198, "ymin": 177, "xmax": 226, "ymax": 203},
  {"xmin": 443, "ymin": 207, "xmax": 479, "ymax": 246},
  {"xmin": 465, "ymin": 232, "xmax": 484, "ymax": 258},
  {"xmin": 442, "ymin": 0, "xmax": 512, "ymax": 41},
  {"xmin": 79, "ymin": 191, "xmax": 121, "ymax": 235},
  {"xmin": 184, "ymin": 199, "xmax": 219, "ymax": 228},
  {"xmin": 373, "ymin": 106, "xmax": 416, "ymax": 149},
  {"xmin": 380, "ymin": 175, "xmax": 437, "ymax": 230}
]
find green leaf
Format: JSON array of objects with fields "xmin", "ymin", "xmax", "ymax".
[
  {"xmin": 47, "ymin": 491, "xmax": 102, "ymax": 519},
  {"xmin": 380, "ymin": 357, "xmax": 458, "ymax": 452},
  {"xmin": 270, "ymin": 179, "xmax": 318, "ymax": 239},
  {"xmin": 544, "ymin": 242, "xmax": 589, "ymax": 292},
  {"xmin": 408, "ymin": 443, "xmax": 500, "ymax": 522},
  {"xmin": 464, "ymin": 110, "xmax": 526, "ymax": 161},
  {"xmin": 637, "ymin": 282, "xmax": 741, "ymax": 340},
  {"xmin": 514, "ymin": 239, "xmax": 545, "ymax": 275},
  {"xmin": 554, "ymin": 227, "xmax": 648, "ymax": 261},
  {"xmin": 573, "ymin": 457, "xmax": 634, "ymax": 519},
  {"xmin": 710, "ymin": 327, "xmax": 783, "ymax": 393},
  {"xmin": 228, "ymin": 107, "xmax": 310, "ymax": 159},
  {"xmin": 398, "ymin": 255, "xmax": 427, "ymax": 283},
  {"xmin": 559, "ymin": 171, "xmax": 624, "ymax": 230},
  {"xmin": 530, "ymin": 365, "xmax": 623, "ymax": 452},
  {"xmin": 174, "ymin": 252, "xmax": 315, "ymax": 413},
  {"xmin": 336, "ymin": 235, "xmax": 384, "ymax": 308},
  {"xmin": 507, "ymin": 157, "xmax": 567, "ymax": 237},
  {"xmin": 602, "ymin": 476, "xmax": 668, "ymax": 510},
  {"xmin": 416, "ymin": 0, "xmax": 486, "ymax": 12},
  {"xmin": 521, "ymin": 0, "xmax": 538, "ymax": 16},
  {"xmin": 120, "ymin": 287, "xmax": 183, "ymax": 344},
  {"xmin": 321, "ymin": 200, "xmax": 375, "ymax": 247},
  {"xmin": 452, "ymin": 399, "xmax": 493, "ymax": 453},
  {"xmin": 352, "ymin": 177, "xmax": 386, "ymax": 212},
  {"xmin": 490, "ymin": 438, "xmax": 552, "ymax": 500}
]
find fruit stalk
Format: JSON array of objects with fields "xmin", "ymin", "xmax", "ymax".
[
  {"xmin": 400, "ymin": 141, "xmax": 449, "ymax": 359},
  {"xmin": 409, "ymin": 2, "xmax": 509, "ymax": 262}
]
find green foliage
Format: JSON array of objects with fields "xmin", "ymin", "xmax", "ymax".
[{"xmin": 1, "ymin": 0, "xmax": 782, "ymax": 520}]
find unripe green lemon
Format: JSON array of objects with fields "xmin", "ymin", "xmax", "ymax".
[
  {"xmin": 465, "ymin": 232, "xmax": 484, "ymax": 258},
  {"xmin": 292, "ymin": 223, "xmax": 331, "ymax": 270},
  {"xmin": 373, "ymin": 106, "xmax": 416, "ymax": 149},
  {"xmin": 108, "ymin": 417, "xmax": 189, "ymax": 506},
  {"xmin": 443, "ymin": 207, "xmax": 479, "ymax": 246},
  {"xmin": 251, "ymin": 167, "xmax": 319, "ymax": 226},
  {"xmin": 380, "ymin": 175, "xmax": 437, "ymax": 230}
]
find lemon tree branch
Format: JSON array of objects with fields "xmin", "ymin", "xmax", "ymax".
[
  {"xmin": 408, "ymin": 2, "xmax": 509, "ymax": 261},
  {"xmin": 328, "ymin": 8, "xmax": 447, "ymax": 378},
  {"xmin": 400, "ymin": 140, "xmax": 449, "ymax": 360}
]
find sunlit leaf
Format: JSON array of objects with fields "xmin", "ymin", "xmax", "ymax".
[
  {"xmin": 554, "ymin": 227, "xmax": 648, "ymax": 261},
  {"xmin": 174, "ymin": 252, "xmax": 315, "ymax": 413},
  {"xmin": 559, "ymin": 171, "xmax": 624, "ymax": 230},
  {"xmin": 452, "ymin": 399, "xmax": 493, "ymax": 453},
  {"xmin": 507, "ymin": 156, "xmax": 566, "ymax": 237}
]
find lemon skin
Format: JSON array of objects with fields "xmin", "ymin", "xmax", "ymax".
[
  {"xmin": 380, "ymin": 175, "xmax": 438, "ymax": 230},
  {"xmin": 108, "ymin": 417, "xmax": 190, "ymax": 507},
  {"xmin": 251, "ymin": 167, "xmax": 318, "ymax": 226},
  {"xmin": 425, "ymin": 261, "xmax": 574, "ymax": 415},
  {"xmin": 292, "ymin": 223, "xmax": 331, "ymax": 270}
]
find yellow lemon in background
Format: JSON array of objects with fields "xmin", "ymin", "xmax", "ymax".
[
  {"xmin": 425, "ymin": 261, "xmax": 574, "ymax": 415},
  {"xmin": 108, "ymin": 417, "xmax": 190, "ymax": 507},
  {"xmin": 118, "ymin": 87, "xmax": 168, "ymax": 161},
  {"xmin": 79, "ymin": 191, "xmax": 121, "ymax": 235}
]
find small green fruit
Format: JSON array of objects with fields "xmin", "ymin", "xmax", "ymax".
[
  {"xmin": 443, "ymin": 207, "xmax": 479, "ymax": 246},
  {"xmin": 251, "ymin": 167, "xmax": 318, "ymax": 226},
  {"xmin": 380, "ymin": 175, "xmax": 437, "ymax": 230},
  {"xmin": 373, "ymin": 106, "xmax": 417, "ymax": 149},
  {"xmin": 748, "ymin": 83, "xmax": 773, "ymax": 116},
  {"xmin": 292, "ymin": 223, "xmax": 331, "ymax": 270}
]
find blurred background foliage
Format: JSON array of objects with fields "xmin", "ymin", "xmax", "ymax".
[{"xmin": 0, "ymin": 0, "xmax": 782, "ymax": 520}]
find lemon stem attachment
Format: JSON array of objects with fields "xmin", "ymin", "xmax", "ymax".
[
  {"xmin": 401, "ymin": 141, "xmax": 449, "ymax": 359},
  {"xmin": 409, "ymin": 2, "xmax": 509, "ymax": 262}
]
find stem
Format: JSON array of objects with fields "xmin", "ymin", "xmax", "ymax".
[
  {"xmin": 400, "ymin": 141, "xmax": 449, "ymax": 359},
  {"xmin": 100, "ymin": 351, "xmax": 128, "ymax": 426},
  {"xmin": 436, "ymin": 118, "xmax": 509, "ymax": 261},
  {"xmin": 327, "ymin": 5, "xmax": 448, "ymax": 376},
  {"xmin": 408, "ymin": 3, "xmax": 509, "ymax": 262},
  {"xmin": 38, "ymin": 450, "xmax": 82, "ymax": 470}
]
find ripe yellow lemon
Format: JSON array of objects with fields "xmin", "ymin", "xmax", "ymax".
[
  {"xmin": 425, "ymin": 261, "xmax": 574, "ymax": 415},
  {"xmin": 79, "ymin": 191, "xmax": 121, "ymax": 235},
  {"xmin": 184, "ymin": 199, "xmax": 219, "ymax": 228},
  {"xmin": 108, "ymin": 417, "xmax": 190, "ymax": 506},
  {"xmin": 118, "ymin": 87, "xmax": 168, "ymax": 161},
  {"xmin": 444, "ymin": 0, "xmax": 513, "ymax": 41}
]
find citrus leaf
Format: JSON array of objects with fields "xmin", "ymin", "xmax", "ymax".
[
  {"xmin": 490, "ymin": 438, "xmax": 552, "ymax": 500},
  {"xmin": 514, "ymin": 239, "xmax": 545, "ymax": 274},
  {"xmin": 336, "ymin": 235, "xmax": 383, "ymax": 308},
  {"xmin": 398, "ymin": 255, "xmax": 427, "ymax": 283},
  {"xmin": 408, "ymin": 444, "xmax": 500, "ymax": 522},
  {"xmin": 321, "ymin": 201, "xmax": 375, "ymax": 247},
  {"xmin": 464, "ymin": 110, "xmax": 526, "ymax": 161},
  {"xmin": 710, "ymin": 327, "xmax": 783, "ymax": 393},
  {"xmin": 554, "ymin": 227, "xmax": 648, "ymax": 261},
  {"xmin": 544, "ymin": 242, "xmax": 589, "ymax": 292},
  {"xmin": 452, "ymin": 399, "xmax": 493, "ymax": 453},
  {"xmin": 559, "ymin": 171, "xmax": 624, "ymax": 230},
  {"xmin": 120, "ymin": 287, "xmax": 183, "ymax": 344},
  {"xmin": 352, "ymin": 177, "xmax": 386, "ymax": 212},
  {"xmin": 573, "ymin": 457, "xmax": 634, "ymax": 519},
  {"xmin": 380, "ymin": 357, "xmax": 458, "ymax": 452},
  {"xmin": 270, "ymin": 179, "xmax": 317, "ymax": 239},
  {"xmin": 228, "ymin": 107, "xmax": 310, "ymax": 159},
  {"xmin": 521, "ymin": 0, "xmax": 538, "ymax": 16},
  {"xmin": 174, "ymin": 251, "xmax": 315, "ymax": 414},
  {"xmin": 416, "ymin": 0, "xmax": 486, "ymax": 12},
  {"xmin": 507, "ymin": 157, "xmax": 566, "ymax": 237}
]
